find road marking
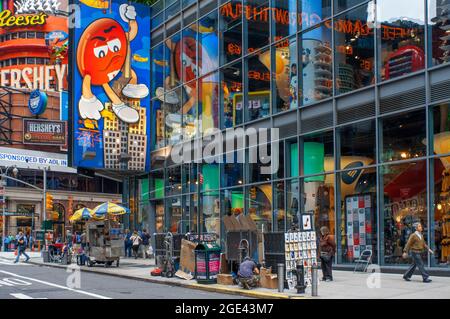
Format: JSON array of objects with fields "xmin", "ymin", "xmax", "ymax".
[
  {"xmin": 10, "ymin": 293, "xmax": 47, "ymax": 299},
  {"xmin": 0, "ymin": 270, "xmax": 111, "ymax": 299},
  {"xmin": 0, "ymin": 259, "xmax": 31, "ymax": 266}
]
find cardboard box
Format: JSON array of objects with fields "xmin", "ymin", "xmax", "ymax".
[
  {"xmin": 217, "ymin": 274, "xmax": 235, "ymax": 286},
  {"xmin": 179, "ymin": 239, "xmax": 196, "ymax": 274},
  {"xmin": 260, "ymin": 267, "xmax": 278, "ymax": 290},
  {"xmin": 220, "ymin": 253, "xmax": 229, "ymax": 274}
]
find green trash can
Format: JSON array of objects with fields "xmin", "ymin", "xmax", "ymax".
[{"xmin": 194, "ymin": 242, "xmax": 221, "ymax": 284}]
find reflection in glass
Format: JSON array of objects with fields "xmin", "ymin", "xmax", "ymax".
[
  {"xmin": 223, "ymin": 152, "xmax": 244, "ymax": 187},
  {"xmin": 199, "ymin": 72, "xmax": 220, "ymax": 133},
  {"xmin": 429, "ymin": 0, "xmax": 450, "ymax": 66},
  {"xmin": 303, "ymin": 130, "xmax": 335, "ymax": 174},
  {"xmin": 286, "ymin": 179, "xmax": 300, "ymax": 229},
  {"xmin": 432, "ymin": 104, "xmax": 450, "ymax": 156},
  {"xmin": 247, "ymin": 50, "xmax": 271, "ymax": 121},
  {"xmin": 381, "ymin": 109, "xmax": 426, "ymax": 162},
  {"xmin": 298, "ymin": 0, "xmax": 331, "ymax": 30},
  {"xmin": 382, "ymin": 162, "xmax": 427, "ymax": 265},
  {"xmin": 167, "ymin": 166, "xmax": 182, "ymax": 196},
  {"xmin": 273, "ymin": 0, "xmax": 297, "ymax": 40},
  {"xmin": 168, "ymin": 196, "xmax": 182, "ymax": 233},
  {"xmin": 300, "ymin": 23, "xmax": 333, "ymax": 105},
  {"xmin": 199, "ymin": 10, "xmax": 219, "ymax": 77},
  {"xmin": 245, "ymin": 0, "xmax": 270, "ymax": 52},
  {"xmin": 222, "ymin": 62, "xmax": 243, "ymax": 128},
  {"xmin": 339, "ymin": 120, "xmax": 376, "ymax": 169},
  {"xmin": 334, "ymin": 0, "xmax": 366, "ymax": 13},
  {"xmin": 334, "ymin": 2, "xmax": 375, "ymax": 94},
  {"xmin": 220, "ymin": 0, "xmax": 243, "ymax": 65},
  {"xmin": 201, "ymin": 191, "xmax": 220, "ymax": 236},
  {"xmin": 377, "ymin": 0, "xmax": 425, "ymax": 80},
  {"xmin": 274, "ymin": 38, "xmax": 298, "ymax": 113}
]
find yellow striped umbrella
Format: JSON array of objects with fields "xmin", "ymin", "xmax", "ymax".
[
  {"xmin": 92, "ymin": 202, "xmax": 129, "ymax": 219},
  {"xmin": 69, "ymin": 207, "xmax": 93, "ymax": 223}
]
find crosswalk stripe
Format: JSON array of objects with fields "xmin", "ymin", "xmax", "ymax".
[{"xmin": 10, "ymin": 293, "xmax": 47, "ymax": 299}]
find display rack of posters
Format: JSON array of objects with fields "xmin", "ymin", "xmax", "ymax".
[
  {"xmin": 284, "ymin": 231, "xmax": 317, "ymax": 289},
  {"xmin": 345, "ymin": 194, "xmax": 374, "ymax": 260}
]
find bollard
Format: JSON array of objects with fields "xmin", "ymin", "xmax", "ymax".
[
  {"xmin": 311, "ymin": 265, "xmax": 318, "ymax": 297},
  {"xmin": 294, "ymin": 264, "xmax": 306, "ymax": 294},
  {"xmin": 277, "ymin": 263, "xmax": 284, "ymax": 292}
]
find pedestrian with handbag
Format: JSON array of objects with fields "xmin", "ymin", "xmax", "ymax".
[
  {"xmin": 319, "ymin": 226, "xmax": 336, "ymax": 282},
  {"xmin": 130, "ymin": 231, "xmax": 142, "ymax": 259},
  {"xmin": 402, "ymin": 222, "xmax": 433, "ymax": 283}
]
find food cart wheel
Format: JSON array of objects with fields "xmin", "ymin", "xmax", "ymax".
[
  {"xmin": 86, "ymin": 258, "xmax": 94, "ymax": 267},
  {"xmin": 105, "ymin": 261, "xmax": 113, "ymax": 268},
  {"xmin": 166, "ymin": 271, "xmax": 174, "ymax": 278}
]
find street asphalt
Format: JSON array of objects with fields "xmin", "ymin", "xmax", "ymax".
[{"xmin": 0, "ymin": 258, "xmax": 249, "ymax": 299}]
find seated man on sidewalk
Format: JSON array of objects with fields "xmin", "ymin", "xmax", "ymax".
[{"xmin": 238, "ymin": 257, "xmax": 260, "ymax": 290}]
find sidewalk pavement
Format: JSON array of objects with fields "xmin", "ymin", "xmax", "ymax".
[{"xmin": 1, "ymin": 252, "xmax": 450, "ymax": 299}]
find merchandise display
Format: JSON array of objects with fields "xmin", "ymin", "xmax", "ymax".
[
  {"xmin": 284, "ymin": 231, "xmax": 317, "ymax": 288},
  {"xmin": 344, "ymin": 194, "xmax": 374, "ymax": 260},
  {"xmin": 439, "ymin": 168, "xmax": 450, "ymax": 263}
]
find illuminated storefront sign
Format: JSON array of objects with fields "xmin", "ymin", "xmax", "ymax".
[{"xmin": 0, "ymin": 10, "xmax": 47, "ymax": 27}]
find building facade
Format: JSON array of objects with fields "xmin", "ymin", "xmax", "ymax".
[{"xmin": 127, "ymin": 0, "xmax": 450, "ymax": 270}]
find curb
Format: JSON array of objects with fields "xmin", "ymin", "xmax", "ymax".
[{"xmin": 27, "ymin": 260, "xmax": 307, "ymax": 299}]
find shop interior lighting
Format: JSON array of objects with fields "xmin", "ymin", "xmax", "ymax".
[{"xmin": 437, "ymin": 203, "xmax": 443, "ymax": 211}]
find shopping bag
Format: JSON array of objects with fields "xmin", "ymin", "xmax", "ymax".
[{"xmin": 147, "ymin": 245, "xmax": 153, "ymax": 256}]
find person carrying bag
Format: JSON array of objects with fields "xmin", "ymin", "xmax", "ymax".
[{"xmin": 319, "ymin": 226, "xmax": 336, "ymax": 282}]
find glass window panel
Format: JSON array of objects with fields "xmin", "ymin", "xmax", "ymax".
[
  {"xmin": 377, "ymin": 0, "xmax": 425, "ymax": 81},
  {"xmin": 164, "ymin": 88, "xmax": 183, "ymax": 146},
  {"xmin": 165, "ymin": 32, "xmax": 183, "ymax": 90},
  {"xmin": 298, "ymin": 0, "xmax": 331, "ymax": 30},
  {"xmin": 431, "ymin": 157, "xmax": 450, "ymax": 267},
  {"xmin": 272, "ymin": 0, "xmax": 297, "ymax": 40},
  {"xmin": 300, "ymin": 22, "xmax": 333, "ymax": 105},
  {"xmin": 150, "ymin": 170, "xmax": 165, "ymax": 199},
  {"xmin": 334, "ymin": 2, "xmax": 375, "ymax": 95},
  {"xmin": 248, "ymin": 183, "xmax": 273, "ymax": 232},
  {"xmin": 151, "ymin": 44, "xmax": 165, "ymax": 100},
  {"xmin": 199, "ymin": 10, "xmax": 219, "ymax": 77},
  {"xmin": 222, "ymin": 61, "xmax": 243, "ymax": 128},
  {"xmin": 155, "ymin": 200, "xmax": 165, "ymax": 233},
  {"xmin": 249, "ymin": 145, "xmax": 273, "ymax": 183},
  {"xmin": 201, "ymin": 191, "xmax": 220, "ymax": 236},
  {"xmin": 274, "ymin": 37, "xmax": 298, "ymax": 113},
  {"xmin": 167, "ymin": 166, "xmax": 182, "ymax": 196},
  {"xmin": 334, "ymin": 0, "xmax": 367, "ymax": 13},
  {"xmin": 287, "ymin": 140, "xmax": 299, "ymax": 177},
  {"xmin": 274, "ymin": 181, "xmax": 286, "ymax": 231},
  {"xmin": 431, "ymin": 103, "xmax": 450, "ymax": 156},
  {"xmin": 302, "ymin": 174, "xmax": 335, "ymax": 234},
  {"xmin": 182, "ymin": 25, "xmax": 198, "ymax": 85},
  {"xmin": 199, "ymin": 72, "xmax": 220, "ymax": 134},
  {"xmin": 246, "ymin": 49, "xmax": 271, "ymax": 121},
  {"xmin": 167, "ymin": 196, "xmax": 182, "ymax": 233},
  {"xmin": 182, "ymin": 81, "xmax": 199, "ymax": 140},
  {"xmin": 381, "ymin": 109, "xmax": 427, "ymax": 162},
  {"xmin": 220, "ymin": 0, "xmax": 243, "ymax": 65},
  {"xmin": 338, "ymin": 167, "xmax": 377, "ymax": 264},
  {"xmin": 382, "ymin": 161, "xmax": 427, "ymax": 265},
  {"xmin": 429, "ymin": 0, "xmax": 450, "ymax": 66},
  {"xmin": 286, "ymin": 179, "xmax": 300, "ymax": 229},
  {"xmin": 245, "ymin": 0, "xmax": 270, "ymax": 52},
  {"xmin": 302, "ymin": 130, "xmax": 334, "ymax": 174},
  {"xmin": 339, "ymin": 120, "xmax": 376, "ymax": 169},
  {"xmin": 223, "ymin": 152, "xmax": 244, "ymax": 187}
]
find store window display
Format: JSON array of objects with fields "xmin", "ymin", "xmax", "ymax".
[
  {"xmin": 166, "ymin": 166, "xmax": 182, "ymax": 196},
  {"xmin": 381, "ymin": 109, "xmax": 427, "ymax": 162},
  {"xmin": 300, "ymin": 23, "xmax": 333, "ymax": 105},
  {"xmin": 274, "ymin": 181, "xmax": 286, "ymax": 232},
  {"xmin": 429, "ymin": 0, "xmax": 450, "ymax": 66},
  {"xmin": 377, "ymin": 0, "xmax": 425, "ymax": 81},
  {"xmin": 222, "ymin": 152, "xmax": 244, "ymax": 187},
  {"xmin": 431, "ymin": 103, "xmax": 450, "ymax": 266},
  {"xmin": 334, "ymin": 2, "xmax": 375, "ymax": 95},
  {"xmin": 286, "ymin": 179, "xmax": 300, "ymax": 229},
  {"xmin": 272, "ymin": 0, "xmax": 297, "ymax": 40},
  {"xmin": 274, "ymin": 38, "xmax": 298, "ymax": 113},
  {"xmin": 338, "ymin": 167, "xmax": 377, "ymax": 264},
  {"xmin": 247, "ymin": 184, "xmax": 273, "ymax": 232},
  {"xmin": 382, "ymin": 161, "xmax": 427, "ymax": 265},
  {"xmin": 221, "ymin": 62, "xmax": 243, "ymax": 128},
  {"xmin": 302, "ymin": 130, "xmax": 335, "ymax": 174},
  {"xmin": 199, "ymin": 72, "xmax": 220, "ymax": 134},
  {"xmin": 154, "ymin": 201, "xmax": 165, "ymax": 233},
  {"xmin": 247, "ymin": 49, "xmax": 271, "ymax": 121},
  {"xmin": 201, "ymin": 192, "xmax": 220, "ymax": 236}
]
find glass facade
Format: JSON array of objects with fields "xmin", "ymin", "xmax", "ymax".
[{"xmin": 146, "ymin": 0, "xmax": 450, "ymax": 269}]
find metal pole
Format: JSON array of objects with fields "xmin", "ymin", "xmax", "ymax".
[
  {"xmin": 277, "ymin": 263, "xmax": 284, "ymax": 292},
  {"xmin": 311, "ymin": 265, "xmax": 318, "ymax": 297},
  {"xmin": 2, "ymin": 177, "xmax": 5, "ymax": 252}
]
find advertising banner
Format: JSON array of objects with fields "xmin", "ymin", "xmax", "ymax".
[
  {"xmin": 71, "ymin": 0, "xmax": 151, "ymax": 172},
  {"xmin": 23, "ymin": 119, "xmax": 66, "ymax": 145}
]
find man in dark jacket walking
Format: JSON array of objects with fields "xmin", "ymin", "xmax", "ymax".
[
  {"xmin": 403, "ymin": 222, "xmax": 433, "ymax": 283},
  {"xmin": 14, "ymin": 231, "xmax": 30, "ymax": 263},
  {"xmin": 140, "ymin": 229, "xmax": 151, "ymax": 258}
]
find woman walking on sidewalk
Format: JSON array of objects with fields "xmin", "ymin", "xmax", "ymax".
[
  {"xmin": 319, "ymin": 226, "xmax": 336, "ymax": 282},
  {"xmin": 403, "ymin": 222, "xmax": 433, "ymax": 283}
]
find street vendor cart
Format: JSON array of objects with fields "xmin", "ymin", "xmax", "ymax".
[{"xmin": 84, "ymin": 219, "xmax": 122, "ymax": 267}]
